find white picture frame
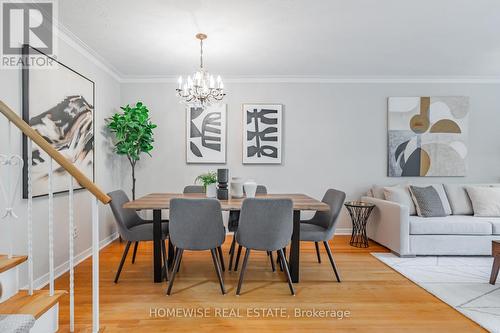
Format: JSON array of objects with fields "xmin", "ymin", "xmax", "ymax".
[
  {"xmin": 242, "ymin": 104, "xmax": 282, "ymax": 164},
  {"xmin": 186, "ymin": 104, "xmax": 227, "ymax": 164}
]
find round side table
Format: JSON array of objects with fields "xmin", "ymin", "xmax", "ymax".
[{"xmin": 344, "ymin": 201, "xmax": 375, "ymax": 248}]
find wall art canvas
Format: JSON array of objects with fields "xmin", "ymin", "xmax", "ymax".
[
  {"xmin": 186, "ymin": 104, "xmax": 226, "ymax": 164},
  {"xmin": 22, "ymin": 45, "xmax": 95, "ymax": 198},
  {"xmin": 242, "ymin": 104, "xmax": 282, "ymax": 164},
  {"xmin": 388, "ymin": 96, "xmax": 469, "ymax": 177}
]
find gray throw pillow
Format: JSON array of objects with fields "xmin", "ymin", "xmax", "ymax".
[{"xmin": 409, "ymin": 186, "xmax": 447, "ymax": 217}]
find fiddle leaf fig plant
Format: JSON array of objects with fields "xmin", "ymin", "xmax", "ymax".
[{"xmin": 106, "ymin": 101, "xmax": 156, "ymax": 200}]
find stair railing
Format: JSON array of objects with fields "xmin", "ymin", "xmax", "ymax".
[{"xmin": 0, "ymin": 100, "xmax": 111, "ymax": 333}]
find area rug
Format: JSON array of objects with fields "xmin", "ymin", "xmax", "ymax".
[{"xmin": 372, "ymin": 253, "xmax": 500, "ymax": 333}]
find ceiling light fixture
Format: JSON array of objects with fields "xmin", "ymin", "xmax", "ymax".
[{"xmin": 176, "ymin": 33, "xmax": 225, "ymax": 107}]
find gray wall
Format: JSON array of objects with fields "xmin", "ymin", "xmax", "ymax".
[
  {"xmin": 0, "ymin": 37, "xmax": 122, "ymax": 287},
  {"xmin": 121, "ymin": 81, "xmax": 500, "ymax": 230}
]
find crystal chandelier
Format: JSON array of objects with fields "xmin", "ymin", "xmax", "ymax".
[{"xmin": 176, "ymin": 33, "xmax": 225, "ymax": 107}]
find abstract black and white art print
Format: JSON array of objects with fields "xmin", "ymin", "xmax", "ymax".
[
  {"xmin": 186, "ymin": 104, "xmax": 227, "ymax": 164},
  {"xmin": 242, "ymin": 104, "xmax": 282, "ymax": 164},
  {"xmin": 22, "ymin": 45, "xmax": 95, "ymax": 198}
]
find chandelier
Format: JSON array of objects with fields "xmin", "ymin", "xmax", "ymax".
[{"xmin": 176, "ymin": 33, "xmax": 225, "ymax": 107}]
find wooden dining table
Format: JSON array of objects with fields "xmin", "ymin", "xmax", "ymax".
[{"xmin": 124, "ymin": 193, "xmax": 329, "ymax": 283}]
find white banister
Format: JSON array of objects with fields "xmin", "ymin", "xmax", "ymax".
[
  {"xmin": 48, "ymin": 156, "xmax": 54, "ymax": 296},
  {"xmin": 27, "ymin": 139, "xmax": 33, "ymax": 295},
  {"xmin": 92, "ymin": 196, "xmax": 99, "ymax": 333},
  {"xmin": 7, "ymin": 120, "xmax": 12, "ymax": 259},
  {"xmin": 68, "ymin": 176, "xmax": 75, "ymax": 332}
]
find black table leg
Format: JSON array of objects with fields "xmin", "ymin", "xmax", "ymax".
[
  {"xmin": 289, "ymin": 210, "xmax": 301, "ymax": 283},
  {"xmin": 153, "ymin": 209, "xmax": 162, "ymax": 283}
]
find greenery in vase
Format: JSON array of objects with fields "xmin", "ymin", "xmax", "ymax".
[
  {"xmin": 106, "ymin": 101, "xmax": 157, "ymax": 200},
  {"xmin": 195, "ymin": 171, "xmax": 217, "ymax": 189}
]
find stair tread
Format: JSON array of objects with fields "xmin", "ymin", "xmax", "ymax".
[
  {"xmin": 0, "ymin": 255, "xmax": 28, "ymax": 274},
  {"xmin": 0, "ymin": 290, "xmax": 66, "ymax": 319}
]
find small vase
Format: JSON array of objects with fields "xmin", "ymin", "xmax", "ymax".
[
  {"xmin": 230, "ymin": 177, "xmax": 244, "ymax": 198},
  {"xmin": 244, "ymin": 180, "xmax": 257, "ymax": 198},
  {"xmin": 206, "ymin": 183, "xmax": 217, "ymax": 198}
]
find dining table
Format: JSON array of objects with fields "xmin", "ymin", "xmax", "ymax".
[{"xmin": 123, "ymin": 193, "xmax": 330, "ymax": 283}]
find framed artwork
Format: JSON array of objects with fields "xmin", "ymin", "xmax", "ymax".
[
  {"xmin": 22, "ymin": 45, "xmax": 95, "ymax": 198},
  {"xmin": 242, "ymin": 104, "xmax": 282, "ymax": 164},
  {"xmin": 186, "ymin": 104, "xmax": 227, "ymax": 164},
  {"xmin": 388, "ymin": 96, "xmax": 469, "ymax": 177}
]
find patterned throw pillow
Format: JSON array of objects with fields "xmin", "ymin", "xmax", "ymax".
[{"xmin": 409, "ymin": 186, "xmax": 446, "ymax": 217}]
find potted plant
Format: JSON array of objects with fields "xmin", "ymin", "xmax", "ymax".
[
  {"xmin": 195, "ymin": 171, "xmax": 217, "ymax": 197},
  {"xmin": 106, "ymin": 102, "xmax": 157, "ymax": 200}
]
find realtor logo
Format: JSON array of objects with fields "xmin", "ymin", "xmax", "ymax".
[{"xmin": 1, "ymin": 0, "xmax": 57, "ymax": 68}]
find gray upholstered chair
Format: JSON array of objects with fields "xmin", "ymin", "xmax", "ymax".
[
  {"xmin": 229, "ymin": 185, "xmax": 268, "ymax": 271},
  {"xmin": 300, "ymin": 189, "xmax": 346, "ymax": 282},
  {"xmin": 108, "ymin": 190, "xmax": 169, "ymax": 283},
  {"xmin": 235, "ymin": 198, "xmax": 295, "ymax": 295},
  {"xmin": 167, "ymin": 198, "xmax": 226, "ymax": 295},
  {"xmin": 183, "ymin": 185, "xmax": 206, "ymax": 194},
  {"xmin": 180, "ymin": 185, "xmax": 225, "ymax": 271}
]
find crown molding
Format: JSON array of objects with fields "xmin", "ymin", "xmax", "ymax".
[{"xmin": 119, "ymin": 75, "xmax": 500, "ymax": 84}]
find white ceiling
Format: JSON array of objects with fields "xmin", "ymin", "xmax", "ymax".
[{"xmin": 59, "ymin": 0, "xmax": 500, "ymax": 78}]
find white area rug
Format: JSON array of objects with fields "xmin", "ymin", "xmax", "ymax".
[{"xmin": 372, "ymin": 253, "xmax": 500, "ymax": 333}]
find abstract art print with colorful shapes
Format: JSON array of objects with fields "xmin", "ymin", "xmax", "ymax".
[
  {"xmin": 186, "ymin": 104, "xmax": 226, "ymax": 164},
  {"xmin": 388, "ymin": 96, "xmax": 469, "ymax": 177}
]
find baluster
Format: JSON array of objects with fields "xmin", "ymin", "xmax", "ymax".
[
  {"xmin": 48, "ymin": 156, "xmax": 54, "ymax": 296},
  {"xmin": 7, "ymin": 120, "xmax": 12, "ymax": 258},
  {"xmin": 68, "ymin": 176, "xmax": 75, "ymax": 332},
  {"xmin": 92, "ymin": 196, "xmax": 99, "ymax": 333},
  {"xmin": 27, "ymin": 139, "xmax": 33, "ymax": 295}
]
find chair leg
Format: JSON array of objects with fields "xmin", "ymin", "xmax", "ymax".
[
  {"xmin": 278, "ymin": 248, "xmax": 295, "ymax": 295},
  {"xmin": 131, "ymin": 242, "xmax": 139, "ymax": 264},
  {"xmin": 315, "ymin": 242, "xmax": 321, "ymax": 263},
  {"xmin": 268, "ymin": 251, "xmax": 276, "ymax": 272},
  {"xmin": 174, "ymin": 247, "xmax": 182, "ymax": 273},
  {"xmin": 234, "ymin": 245, "xmax": 243, "ymax": 271},
  {"xmin": 236, "ymin": 248, "xmax": 251, "ymax": 296},
  {"xmin": 323, "ymin": 241, "xmax": 341, "ymax": 282},
  {"xmin": 161, "ymin": 240, "xmax": 169, "ymax": 281},
  {"xmin": 277, "ymin": 247, "xmax": 286, "ymax": 271},
  {"xmin": 217, "ymin": 246, "xmax": 225, "ymax": 272},
  {"xmin": 114, "ymin": 241, "xmax": 132, "ymax": 283},
  {"xmin": 167, "ymin": 248, "xmax": 184, "ymax": 295},
  {"xmin": 228, "ymin": 237, "xmax": 236, "ymax": 271},
  {"xmin": 210, "ymin": 248, "xmax": 226, "ymax": 294}
]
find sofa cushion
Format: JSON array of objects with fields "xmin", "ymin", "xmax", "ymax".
[
  {"xmin": 409, "ymin": 184, "xmax": 452, "ymax": 215},
  {"xmin": 466, "ymin": 186, "xmax": 500, "ymax": 217},
  {"xmin": 409, "ymin": 216, "xmax": 493, "ymax": 235},
  {"xmin": 409, "ymin": 185, "xmax": 447, "ymax": 217},
  {"xmin": 383, "ymin": 185, "xmax": 416, "ymax": 215},
  {"xmin": 486, "ymin": 218, "xmax": 500, "ymax": 234},
  {"xmin": 443, "ymin": 184, "xmax": 474, "ymax": 215},
  {"xmin": 371, "ymin": 186, "xmax": 386, "ymax": 199}
]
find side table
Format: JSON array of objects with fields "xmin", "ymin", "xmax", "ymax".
[
  {"xmin": 490, "ymin": 240, "xmax": 500, "ymax": 285},
  {"xmin": 345, "ymin": 201, "xmax": 375, "ymax": 248}
]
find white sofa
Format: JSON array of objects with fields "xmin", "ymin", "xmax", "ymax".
[{"xmin": 362, "ymin": 184, "xmax": 500, "ymax": 256}]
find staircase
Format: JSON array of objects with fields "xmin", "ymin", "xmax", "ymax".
[
  {"xmin": 0, "ymin": 98, "xmax": 111, "ymax": 332},
  {"xmin": 0, "ymin": 255, "xmax": 65, "ymax": 332}
]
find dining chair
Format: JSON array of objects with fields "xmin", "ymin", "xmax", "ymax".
[
  {"xmin": 235, "ymin": 198, "xmax": 295, "ymax": 295},
  {"xmin": 300, "ymin": 188, "xmax": 346, "ymax": 282},
  {"xmin": 108, "ymin": 190, "xmax": 170, "ymax": 283},
  {"xmin": 167, "ymin": 198, "xmax": 226, "ymax": 295},
  {"xmin": 229, "ymin": 185, "xmax": 268, "ymax": 271},
  {"xmin": 183, "ymin": 185, "xmax": 206, "ymax": 193},
  {"xmin": 181, "ymin": 185, "xmax": 225, "ymax": 271}
]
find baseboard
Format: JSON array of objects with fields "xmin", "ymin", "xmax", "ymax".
[
  {"xmin": 23, "ymin": 232, "xmax": 119, "ymax": 290},
  {"xmin": 335, "ymin": 228, "xmax": 352, "ymax": 235}
]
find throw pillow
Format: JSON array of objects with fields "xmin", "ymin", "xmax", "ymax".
[
  {"xmin": 409, "ymin": 186, "xmax": 447, "ymax": 217},
  {"xmin": 409, "ymin": 184, "xmax": 452, "ymax": 215},
  {"xmin": 466, "ymin": 186, "xmax": 500, "ymax": 217},
  {"xmin": 383, "ymin": 185, "xmax": 417, "ymax": 215}
]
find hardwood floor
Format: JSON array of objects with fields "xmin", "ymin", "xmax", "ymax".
[{"xmin": 51, "ymin": 235, "xmax": 485, "ymax": 332}]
